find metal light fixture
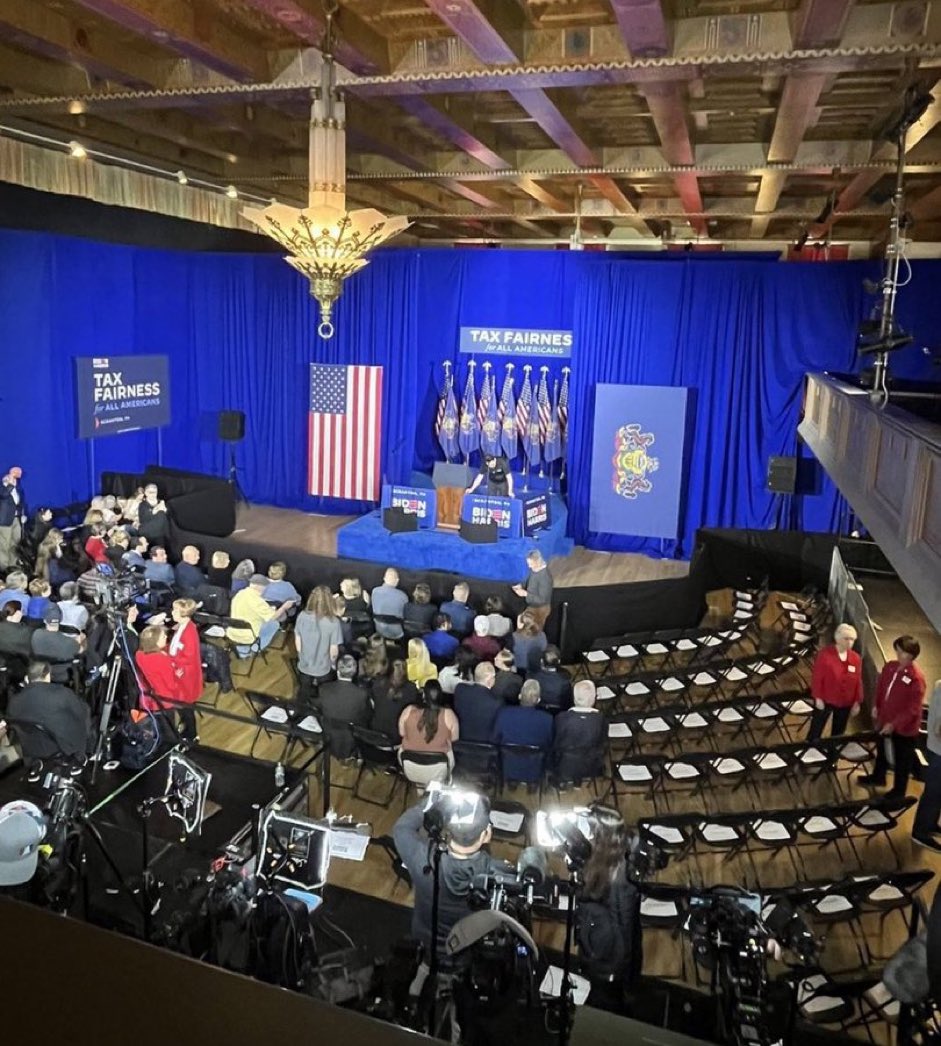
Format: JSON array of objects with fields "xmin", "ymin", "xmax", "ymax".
[{"xmin": 242, "ymin": 3, "xmax": 409, "ymax": 339}]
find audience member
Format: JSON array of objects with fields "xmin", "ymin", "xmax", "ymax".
[
  {"xmin": 56, "ymin": 582, "xmax": 89, "ymax": 631},
  {"xmin": 424, "ymin": 613, "xmax": 459, "ymax": 664},
  {"xmin": 168, "ymin": 599, "xmax": 204, "ymax": 706},
  {"xmin": 35, "ymin": 528, "xmax": 66, "ymax": 584},
  {"xmin": 370, "ymin": 659, "xmax": 417, "ymax": 741},
  {"xmin": 508, "ymin": 610, "xmax": 548, "ymax": 675},
  {"xmin": 123, "ymin": 535, "xmax": 149, "ymax": 570},
  {"xmin": 60, "ymin": 538, "xmax": 92, "ymax": 582},
  {"xmin": 333, "ymin": 593, "xmax": 353, "ymax": 648},
  {"xmin": 484, "ymin": 595, "xmax": 513, "ymax": 639},
  {"xmin": 0, "ymin": 467, "xmax": 27, "ymax": 571},
  {"xmin": 358, "ymin": 634, "xmax": 390, "ymax": 687},
  {"xmin": 7, "ymin": 660, "xmax": 91, "ymax": 759},
  {"xmin": 438, "ymin": 646, "xmax": 477, "ymax": 695},
  {"xmin": 135, "ymin": 624, "xmax": 196, "ymax": 740},
  {"xmin": 0, "ymin": 601, "xmax": 31, "ymax": 660},
  {"xmin": 860, "ymin": 635, "xmax": 927, "ymax": 800},
  {"xmin": 30, "ymin": 605, "xmax": 81, "ymax": 684},
  {"xmin": 463, "ymin": 616, "xmax": 502, "ymax": 662},
  {"xmin": 84, "ymin": 524, "xmax": 110, "ymax": 566},
  {"xmin": 143, "ymin": 546, "xmax": 175, "ymax": 586},
  {"xmin": 440, "ymin": 582, "xmax": 474, "ymax": 638},
  {"xmin": 552, "ymin": 680, "xmax": 605, "ymax": 783},
  {"xmin": 913, "ymin": 679, "xmax": 941, "ymax": 852},
  {"xmin": 339, "ymin": 577, "xmax": 371, "ymax": 640},
  {"xmin": 492, "ymin": 648, "xmax": 524, "ymax": 704},
  {"xmin": 263, "ymin": 562, "xmax": 301, "ymax": 610},
  {"xmin": 491, "ymin": 678, "xmax": 553, "ymax": 785},
  {"xmin": 227, "ymin": 574, "xmax": 293, "ymax": 656},
  {"xmin": 174, "ymin": 546, "xmax": 206, "ymax": 596},
  {"xmin": 26, "ymin": 579, "xmax": 52, "ymax": 621},
  {"xmin": 0, "ymin": 571, "xmax": 28, "ymax": 613},
  {"xmin": 230, "ymin": 558, "xmax": 255, "ymax": 594},
  {"xmin": 512, "ymin": 549, "xmax": 553, "ymax": 631},
  {"xmin": 808, "ymin": 623, "xmax": 862, "ymax": 739},
  {"xmin": 207, "ymin": 550, "xmax": 232, "ymax": 589},
  {"xmin": 317, "ymin": 655, "xmax": 371, "ymax": 760},
  {"xmin": 138, "ymin": 484, "xmax": 170, "ymax": 544},
  {"xmin": 26, "ymin": 507, "xmax": 53, "ymax": 548},
  {"xmin": 530, "ymin": 646, "xmax": 573, "ymax": 712},
  {"xmin": 295, "ymin": 586, "xmax": 343, "ymax": 707},
  {"xmin": 407, "ymin": 637, "xmax": 438, "ymax": 688},
  {"xmin": 398, "ymin": 680, "xmax": 459, "ymax": 770},
  {"xmin": 404, "ymin": 582, "xmax": 437, "ymax": 635},
  {"xmin": 454, "ymin": 662, "xmax": 503, "ymax": 742},
  {"xmin": 106, "ymin": 529, "xmax": 130, "ymax": 569},
  {"xmin": 371, "ymin": 568, "xmax": 408, "ymax": 639}
]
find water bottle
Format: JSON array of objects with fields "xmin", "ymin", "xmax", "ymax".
[{"xmin": 274, "ymin": 761, "xmax": 285, "ymax": 788}]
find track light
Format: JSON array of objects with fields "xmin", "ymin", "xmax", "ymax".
[
  {"xmin": 68, "ymin": 141, "xmax": 87, "ymax": 160},
  {"xmin": 225, "ymin": 185, "xmax": 238, "ymax": 199},
  {"xmin": 176, "ymin": 170, "xmax": 188, "ymax": 185},
  {"xmin": 68, "ymin": 100, "xmax": 86, "ymax": 116}
]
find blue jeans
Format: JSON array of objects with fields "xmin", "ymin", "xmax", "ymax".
[
  {"xmin": 236, "ymin": 619, "xmax": 280, "ymax": 658},
  {"xmin": 913, "ymin": 750, "xmax": 941, "ymax": 837}
]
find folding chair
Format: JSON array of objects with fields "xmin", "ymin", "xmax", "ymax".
[
  {"xmin": 858, "ymin": 869, "xmax": 935, "ymax": 960},
  {"xmin": 707, "ymin": 752, "xmax": 752, "ymax": 801},
  {"xmin": 239, "ymin": 691, "xmax": 323, "ymax": 763},
  {"xmin": 608, "ymin": 754, "xmax": 662, "ymax": 808},
  {"xmin": 639, "ymin": 884, "xmax": 689, "ymax": 981},
  {"xmin": 847, "ymin": 795, "xmax": 917, "ymax": 868},
  {"xmin": 223, "ymin": 617, "xmax": 270, "ymax": 679},
  {"xmin": 803, "ymin": 879, "xmax": 871, "ymax": 972},
  {"xmin": 452, "ymin": 739, "xmax": 501, "ymax": 793},
  {"xmin": 796, "ymin": 805, "xmax": 854, "ymax": 875},
  {"xmin": 498, "ymin": 743, "xmax": 545, "ymax": 800},
  {"xmin": 743, "ymin": 697, "xmax": 790, "ymax": 746},
  {"xmin": 659, "ymin": 752, "xmax": 711, "ymax": 811},
  {"xmin": 639, "ymin": 812, "xmax": 698, "ymax": 864},
  {"xmin": 745, "ymin": 811, "xmax": 802, "ymax": 882},
  {"xmin": 694, "ymin": 812, "xmax": 752, "ymax": 876},
  {"xmin": 350, "ymin": 726, "xmax": 405, "ymax": 808},
  {"xmin": 399, "ymin": 750, "xmax": 451, "ymax": 792},
  {"xmin": 749, "ymin": 744, "xmax": 798, "ymax": 801}
]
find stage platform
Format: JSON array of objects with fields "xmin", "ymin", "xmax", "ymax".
[{"xmin": 336, "ymin": 494, "xmax": 575, "ymax": 582}]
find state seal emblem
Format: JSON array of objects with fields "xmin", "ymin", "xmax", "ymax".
[{"xmin": 612, "ymin": 424, "xmax": 659, "ymax": 499}]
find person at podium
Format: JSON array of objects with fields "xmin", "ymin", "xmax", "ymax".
[{"xmin": 466, "ymin": 454, "xmax": 514, "ymax": 497}]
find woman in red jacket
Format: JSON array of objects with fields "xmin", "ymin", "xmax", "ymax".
[
  {"xmin": 168, "ymin": 598, "xmax": 204, "ymax": 705},
  {"xmin": 135, "ymin": 623, "xmax": 195, "ymax": 741},
  {"xmin": 860, "ymin": 635, "xmax": 926, "ymax": 799},
  {"xmin": 808, "ymin": 623, "xmax": 862, "ymax": 739}
]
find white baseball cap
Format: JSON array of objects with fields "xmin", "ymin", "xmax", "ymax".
[{"xmin": 0, "ymin": 800, "xmax": 46, "ymax": 886}]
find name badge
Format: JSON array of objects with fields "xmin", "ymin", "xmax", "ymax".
[
  {"xmin": 903, "ymin": 676, "xmax": 911, "ymax": 685},
  {"xmin": 847, "ymin": 665, "xmax": 856, "ymax": 673}
]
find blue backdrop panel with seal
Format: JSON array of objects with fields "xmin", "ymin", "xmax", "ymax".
[
  {"xmin": 75, "ymin": 355, "xmax": 170, "ymax": 438},
  {"xmin": 589, "ymin": 384, "xmax": 689, "ymax": 539}
]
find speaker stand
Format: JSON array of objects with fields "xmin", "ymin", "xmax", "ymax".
[{"xmin": 226, "ymin": 445, "xmax": 249, "ymax": 507}]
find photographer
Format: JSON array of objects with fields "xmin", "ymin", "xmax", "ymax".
[{"xmin": 392, "ymin": 793, "xmax": 512, "ymax": 960}]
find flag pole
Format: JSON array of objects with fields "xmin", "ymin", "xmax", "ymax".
[
  {"xmin": 443, "ymin": 360, "xmax": 452, "ymax": 463},
  {"xmin": 538, "ymin": 365, "xmax": 548, "ymax": 480},
  {"xmin": 550, "ymin": 377, "xmax": 559, "ymax": 494},
  {"xmin": 560, "ymin": 366, "xmax": 570, "ymax": 484}
]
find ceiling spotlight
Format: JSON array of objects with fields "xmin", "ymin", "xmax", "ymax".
[
  {"xmin": 226, "ymin": 153, "xmax": 238, "ymax": 164},
  {"xmin": 68, "ymin": 141, "xmax": 87, "ymax": 159},
  {"xmin": 68, "ymin": 100, "xmax": 86, "ymax": 116},
  {"xmin": 176, "ymin": 170, "xmax": 188, "ymax": 185},
  {"xmin": 225, "ymin": 185, "xmax": 238, "ymax": 199}
]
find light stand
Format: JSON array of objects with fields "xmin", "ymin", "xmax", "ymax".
[
  {"xmin": 226, "ymin": 443, "xmax": 249, "ymax": 507},
  {"xmin": 556, "ymin": 869, "xmax": 580, "ymax": 1046},
  {"xmin": 90, "ymin": 612, "xmax": 145, "ymax": 784}
]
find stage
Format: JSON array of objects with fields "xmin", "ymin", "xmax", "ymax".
[{"xmin": 336, "ymin": 494, "xmax": 574, "ymax": 582}]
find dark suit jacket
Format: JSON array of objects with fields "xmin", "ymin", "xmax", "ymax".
[
  {"xmin": 317, "ymin": 679, "xmax": 371, "ymax": 759},
  {"xmin": 30, "ymin": 629, "xmax": 81, "ymax": 684},
  {"xmin": 551, "ymin": 709, "xmax": 606, "ymax": 781},
  {"xmin": 454, "ymin": 682, "xmax": 504, "ymax": 743},
  {"xmin": 530, "ymin": 668, "xmax": 573, "ymax": 712},
  {"xmin": 492, "ymin": 670, "xmax": 523, "ymax": 704},
  {"xmin": 0, "ymin": 482, "xmax": 26, "ymax": 526},
  {"xmin": 0, "ymin": 620, "xmax": 33, "ymax": 659},
  {"xmin": 8, "ymin": 681, "xmax": 91, "ymax": 758},
  {"xmin": 491, "ymin": 706, "xmax": 553, "ymax": 782},
  {"xmin": 174, "ymin": 562, "xmax": 206, "ymax": 595},
  {"xmin": 138, "ymin": 501, "xmax": 170, "ymax": 543}
]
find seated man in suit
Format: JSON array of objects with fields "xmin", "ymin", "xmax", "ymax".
[
  {"xmin": 454, "ymin": 662, "xmax": 503, "ymax": 743},
  {"xmin": 551, "ymin": 680, "xmax": 606, "ymax": 784},
  {"xmin": 7, "ymin": 660, "xmax": 92, "ymax": 760},
  {"xmin": 0, "ymin": 600, "xmax": 32, "ymax": 685},
  {"xmin": 424, "ymin": 613, "xmax": 459, "ymax": 664},
  {"xmin": 30, "ymin": 605, "xmax": 82, "ymax": 685},
  {"xmin": 492, "ymin": 648, "xmax": 523, "ymax": 704},
  {"xmin": 529, "ymin": 646, "xmax": 573, "ymax": 713},
  {"xmin": 174, "ymin": 545, "xmax": 207, "ymax": 596},
  {"xmin": 491, "ymin": 678, "xmax": 553, "ymax": 787},
  {"xmin": 439, "ymin": 582, "xmax": 475, "ymax": 639},
  {"xmin": 317, "ymin": 654, "xmax": 371, "ymax": 760}
]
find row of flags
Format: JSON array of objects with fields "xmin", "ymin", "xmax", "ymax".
[{"xmin": 435, "ymin": 361, "xmax": 570, "ymax": 469}]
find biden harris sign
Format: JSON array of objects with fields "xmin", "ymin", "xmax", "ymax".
[
  {"xmin": 75, "ymin": 355, "xmax": 170, "ymax": 438},
  {"xmin": 589, "ymin": 384, "xmax": 690, "ymax": 539}
]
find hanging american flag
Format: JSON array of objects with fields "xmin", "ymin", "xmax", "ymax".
[
  {"xmin": 498, "ymin": 365, "xmax": 518, "ymax": 461},
  {"xmin": 434, "ymin": 364, "xmax": 450, "ymax": 441},
  {"xmin": 308, "ymin": 363, "xmax": 383, "ymax": 501},
  {"xmin": 517, "ymin": 366, "xmax": 533, "ymax": 443},
  {"xmin": 558, "ymin": 367, "xmax": 570, "ymax": 443},
  {"xmin": 536, "ymin": 367, "xmax": 552, "ymax": 445},
  {"xmin": 477, "ymin": 365, "xmax": 493, "ymax": 429}
]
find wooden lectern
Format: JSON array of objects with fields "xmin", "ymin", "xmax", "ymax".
[{"xmin": 433, "ymin": 462, "xmax": 473, "ymax": 530}]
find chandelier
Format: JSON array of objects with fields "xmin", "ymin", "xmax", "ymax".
[{"xmin": 242, "ymin": 6, "xmax": 409, "ymax": 339}]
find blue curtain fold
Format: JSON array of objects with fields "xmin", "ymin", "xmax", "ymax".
[{"xmin": 2, "ymin": 227, "xmax": 939, "ymax": 556}]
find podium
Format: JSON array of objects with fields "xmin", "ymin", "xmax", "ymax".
[{"xmin": 433, "ymin": 462, "xmax": 473, "ymax": 530}]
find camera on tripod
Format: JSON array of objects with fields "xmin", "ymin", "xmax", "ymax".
[{"xmin": 90, "ymin": 565, "xmax": 149, "ymax": 613}]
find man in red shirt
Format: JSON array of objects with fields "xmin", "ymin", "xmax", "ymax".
[
  {"xmin": 860, "ymin": 635, "xmax": 926, "ymax": 800},
  {"xmin": 808, "ymin": 623, "xmax": 862, "ymax": 740}
]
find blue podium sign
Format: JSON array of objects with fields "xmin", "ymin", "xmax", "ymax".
[
  {"xmin": 461, "ymin": 494, "xmax": 521, "ymax": 537},
  {"xmin": 381, "ymin": 484, "xmax": 437, "ymax": 529},
  {"xmin": 521, "ymin": 494, "xmax": 550, "ymax": 536}
]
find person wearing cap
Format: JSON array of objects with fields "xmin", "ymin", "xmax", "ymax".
[
  {"xmin": 808, "ymin": 622, "xmax": 863, "ymax": 740},
  {"xmin": 0, "ymin": 800, "xmax": 47, "ymax": 897},
  {"xmin": 0, "ymin": 466, "xmax": 27, "ymax": 570},
  {"xmin": 226, "ymin": 573, "xmax": 293, "ymax": 656},
  {"xmin": 30, "ymin": 604, "xmax": 82, "ymax": 684},
  {"xmin": 7, "ymin": 660, "xmax": 92, "ymax": 760},
  {"xmin": 466, "ymin": 453, "xmax": 514, "ymax": 498},
  {"xmin": 462, "ymin": 615, "xmax": 502, "ymax": 662}
]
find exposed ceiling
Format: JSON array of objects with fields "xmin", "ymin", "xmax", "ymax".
[{"xmin": 0, "ymin": 0, "xmax": 940, "ymax": 250}]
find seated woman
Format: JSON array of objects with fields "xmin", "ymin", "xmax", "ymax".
[
  {"xmin": 339, "ymin": 577, "xmax": 372, "ymax": 640},
  {"xmin": 35, "ymin": 528, "xmax": 68, "ymax": 588},
  {"xmin": 406, "ymin": 637, "xmax": 438, "ymax": 688},
  {"xmin": 508, "ymin": 610, "xmax": 548, "ymax": 675},
  {"xmin": 26, "ymin": 579, "xmax": 52, "ymax": 621},
  {"xmin": 370, "ymin": 659, "xmax": 418, "ymax": 741},
  {"xmin": 230, "ymin": 558, "xmax": 256, "ymax": 594},
  {"xmin": 403, "ymin": 582, "xmax": 437, "ymax": 635},
  {"xmin": 438, "ymin": 646, "xmax": 478, "ymax": 696},
  {"xmin": 168, "ymin": 598, "xmax": 204, "ymax": 707},
  {"xmin": 134, "ymin": 624, "xmax": 196, "ymax": 741},
  {"xmin": 359, "ymin": 633, "xmax": 389, "ymax": 688},
  {"xmin": 397, "ymin": 680, "xmax": 459, "ymax": 779},
  {"xmin": 84, "ymin": 523, "xmax": 110, "ymax": 566},
  {"xmin": 485, "ymin": 595, "xmax": 513, "ymax": 639}
]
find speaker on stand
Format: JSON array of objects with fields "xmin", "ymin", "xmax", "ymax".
[
  {"xmin": 766, "ymin": 455, "xmax": 796, "ymax": 529},
  {"xmin": 218, "ymin": 410, "xmax": 248, "ymax": 507}
]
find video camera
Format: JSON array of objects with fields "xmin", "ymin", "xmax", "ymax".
[{"xmin": 90, "ymin": 564, "xmax": 150, "ymax": 613}]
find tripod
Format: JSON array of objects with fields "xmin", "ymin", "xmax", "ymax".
[{"xmin": 226, "ymin": 444, "xmax": 249, "ymax": 507}]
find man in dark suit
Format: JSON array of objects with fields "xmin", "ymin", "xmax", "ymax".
[
  {"xmin": 30, "ymin": 605, "xmax": 82, "ymax": 685},
  {"xmin": 529, "ymin": 646, "xmax": 573, "ymax": 713},
  {"xmin": 552, "ymin": 680, "xmax": 606, "ymax": 784},
  {"xmin": 0, "ymin": 601, "xmax": 32, "ymax": 685},
  {"xmin": 316, "ymin": 654, "xmax": 371, "ymax": 760},
  {"xmin": 454, "ymin": 662, "xmax": 503, "ymax": 742},
  {"xmin": 0, "ymin": 466, "xmax": 27, "ymax": 570},
  {"xmin": 7, "ymin": 660, "xmax": 92, "ymax": 760},
  {"xmin": 174, "ymin": 545, "xmax": 207, "ymax": 596},
  {"xmin": 491, "ymin": 679, "xmax": 553, "ymax": 785},
  {"xmin": 492, "ymin": 649, "xmax": 523, "ymax": 704}
]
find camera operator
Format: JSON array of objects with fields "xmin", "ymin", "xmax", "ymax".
[
  {"xmin": 392, "ymin": 793, "xmax": 512, "ymax": 961},
  {"xmin": 7, "ymin": 660, "xmax": 93, "ymax": 761}
]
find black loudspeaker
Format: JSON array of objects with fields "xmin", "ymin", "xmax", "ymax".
[
  {"xmin": 767, "ymin": 455, "xmax": 797, "ymax": 494},
  {"xmin": 383, "ymin": 507, "xmax": 418, "ymax": 534},
  {"xmin": 218, "ymin": 410, "xmax": 245, "ymax": 442},
  {"xmin": 459, "ymin": 518, "xmax": 498, "ymax": 545}
]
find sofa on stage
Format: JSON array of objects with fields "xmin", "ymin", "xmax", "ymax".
[{"xmin": 337, "ymin": 493, "xmax": 573, "ymax": 581}]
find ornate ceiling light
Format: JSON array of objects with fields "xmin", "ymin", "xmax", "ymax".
[{"xmin": 242, "ymin": 4, "xmax": 409, "ymax": 339}]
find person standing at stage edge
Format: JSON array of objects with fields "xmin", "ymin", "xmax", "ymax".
[
  {"xmin": 807, "ymin": 622, "xmax": 862, "ymax": 740},
  {"xmin": 513, "ymin": 549, "xmax": 553, "ymax": 631},
  {"xmin": 0, "ymin": 467, "xmax": 27, "ymax": 570}
]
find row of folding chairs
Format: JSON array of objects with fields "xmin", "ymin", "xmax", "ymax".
[{"xmin": 610, "ymin": 731, "xmax": 879, "ymax": 811}]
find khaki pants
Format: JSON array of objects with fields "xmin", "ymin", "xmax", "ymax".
[
  {"xmin": 0, "ymin": 518, "xmax": 22, "ymax": 570},
  {"xmin": 527, "ymin": 604, "xmax": 551, "ymax": 631}
]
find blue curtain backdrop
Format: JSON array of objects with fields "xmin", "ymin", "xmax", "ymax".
[{"xmin": 1, "ymin": 226, "xmax": 939, "ymax": 556}]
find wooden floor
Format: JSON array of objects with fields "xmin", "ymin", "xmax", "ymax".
[
  {"xmin": 188, "ymin": 587, "xmax": 940, "ymax": 1040},
  {"xmin": 227, "ymin": 504, "xmax": 689, "ymax": 587}
]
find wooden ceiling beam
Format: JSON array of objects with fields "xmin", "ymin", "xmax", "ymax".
[
  {"xmin": 608, "ymin": 0, "xmax": 671, "ymax": 58},
  {"xmin": 422, "ymin": 0, "xmax": 523, "ymax": 65},
  {"xmin": 911, "ymin": 184, "xmax": 941, "ymax": 221},
  {"xmin": 390, "ymin": 96, "xmax": 511, "ymax": 170},
  {"xmin": 69, "ymin": 0, "xmax": 270, "ymax": 82},
  {"xmin": 792, "ymin": 0, "xmax": 856, "ymax": 49}
]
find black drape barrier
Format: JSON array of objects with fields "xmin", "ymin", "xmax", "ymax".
[
  {"xmin": 102, "ymin": 467, "xmax": 236, "ymax": 538},
  {"xmin": 694, "ymin": 528, "xmax": 837, "ymax": 595}
]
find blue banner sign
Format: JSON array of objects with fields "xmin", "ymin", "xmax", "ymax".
[
  {"xmin": 459, "ymin": 327, "xmax": 573, "ymax": 358},
  {"xmin": 75, "ymin": 355, "xmax": 170, "ymax": 439},
  {"xmin": 589, "ymin": 384, "xmax": 690, "ymax": 539},
  {"xmin": 521, "ymin": 494, "xmax": 550, "ymax": 536},
  {"xmin": 381, "ymin": 484, "xmax": 437, "ymax": 529},
  {"xmin": 461, "ymin": 493, "xmax": 522, "ymax": 537}
]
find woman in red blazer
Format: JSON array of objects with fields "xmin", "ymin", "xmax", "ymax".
[
  {"xmin": 860, "ymin": 635, "xmax": 926, "ymax": 799},
  {"xmin": 168, "ymin": 598, "xmax": 204, "ymax": 705},
  {"xmin": 135, "ymin": 623, "xmax": 195, "ymax": 741},
  {"xmin": 808, "ymin": 623, "xmax": 862, "ymax": 739}
]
